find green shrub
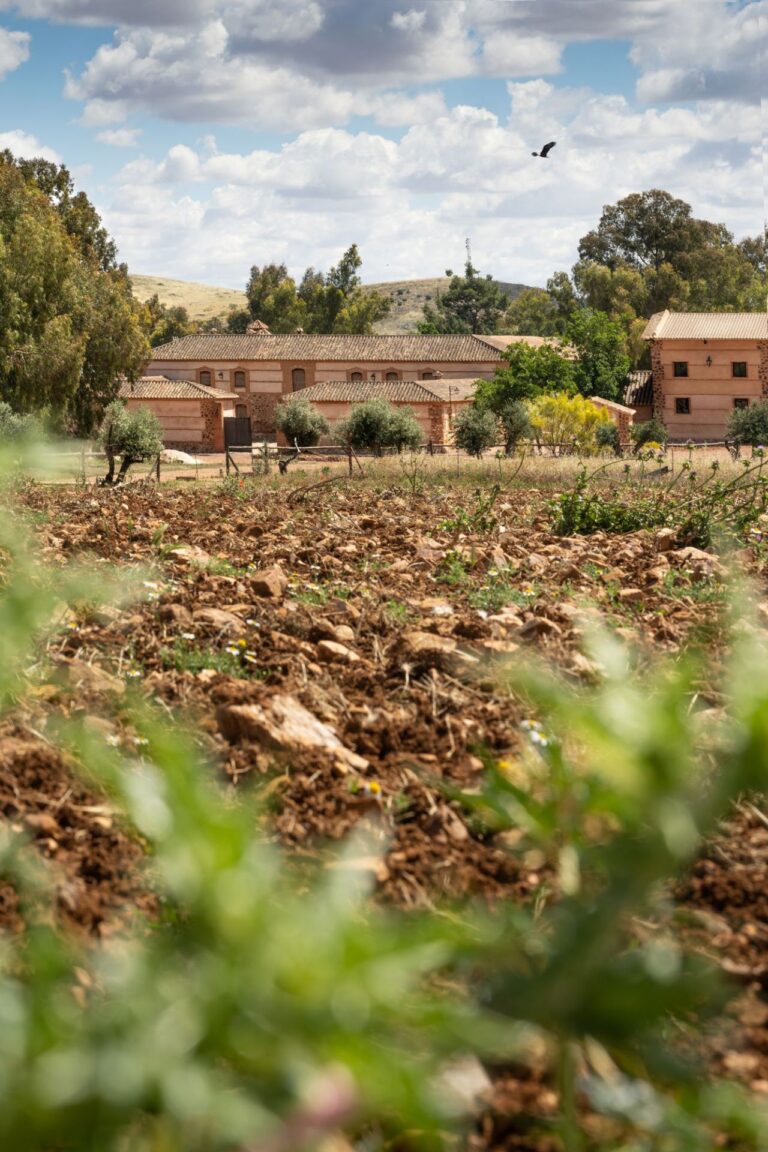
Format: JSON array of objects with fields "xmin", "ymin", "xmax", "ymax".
[
  {"xmin": 727, "ymin": 401, "xmax": 768, "ymax": 447},
  {"xmin": 338, "ymin": 398, "xmax": 422, "ymax": 454},
  {"xmin": 595, "ymin": 421, "xmax": 621, "ymax": 456},
  {"xmin": 631, "ymin": 417, "xmax": 668, "ymax": 450},
  {"xmin": 0, "ymin": 401, "xmax": 40, "ymax": 442},
  {"xmin": 274, "ymin": 395, "xmax": 329, "ymax": 446},
  {"xmin": 494, "ymin": 399, "xmax": 531, "ymax": 455},
  {"xmin": 453, "ymin": 406, "xmax": 498, "ymax": 457}
]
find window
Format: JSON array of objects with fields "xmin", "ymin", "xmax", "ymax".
[
  {"xmin": 291, "ymin": 367, "xmax": 306, "ymax": 391},
  {"xmin": 234, "ymin": 370, "xmax": 246, "ymax": 389},
  {"xmin": 199, "ymin": 370, "xmax": 212, "ymax": 387},
  {"xmin": 673, "ymin": 362, "xmax": 688, "ymax": 378},
  {"xmin": 385, "ymin": 371, "xmax": 399, "ymax": 381},
  {"xmin": 732, "ymin": 362, "xmax": 748, "ymax": 378},
  {"xmin": 421, "ymin": 371, "xmax": 435, "ymax": 380},
  {"xmin": 734, "ymin": 398, "xmax": 749, "ymax": 410},
  {"xmin": 235, "ymin": 404, "xmax": 248, "ymax": 419},
  {"xmin": 350, "ymin": 371, "xmax": 363, "ymax": 382},
  {"xmin": 674, "ymin": 398, "xmax": 690, "ymax": 415}
]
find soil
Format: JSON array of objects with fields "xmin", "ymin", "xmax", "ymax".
[{"xmin": 4, "ymin": 476, "xmax": 768, "ymax": 1147}]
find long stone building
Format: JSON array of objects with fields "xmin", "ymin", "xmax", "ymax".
[{"xmin": 147, "ymin": 331, "xmax": 514, "ymax": 435}]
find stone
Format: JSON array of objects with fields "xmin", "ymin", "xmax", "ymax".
[
  {"xmin": 158, "ymin": 603, "xmax": 193, "ymax": 626},
  {"xmin": 490, "ymin": 546, "xmax": 513, "ymax": 572},
  {"xmin": 251, "ymin": 565, "xmax": 288, "ymax": 599},
  {"xmin": 400, "ymin": 630, "xmax": 457, "ymax": 670},
  {"xmin": 332, "ymin": 624, "xmax": 356, "ymax": 644},
  {"xmin": 192, "ymin": 607, "xmax": 242, "ymax": 631},
  {"xmin": 671, "ymin": 547, "xmax": 726, "ymax": 579},
  {"xmin": 24, "ymin": 812, "xmax": 59, "ymax": 837},
  {"xmin": 64, "ymin": 660, "xmax": 125, "ymax": 697},
  {"xmin": 169, "ymin": 544, "xmax": 212, "ymax": 566},
  {"xmin": 317, "ymin": 640, "xmax": 359, "ymax": 665},
  {"xmin": 618, "ymin": 587, "xmax": 644, "ymax": 604},
  {"xmin": 655, "ymin": 528, "xmax": 678, "ymax": 552},
  {"xmin": 517, "ymin": 616, "xmax": 562, "ymax": 640},
  {"xmin": 217, "ymin": 694, "xmax": 368, "ymax": 771},
  {"xmin": 479, "ymin": 639, "xmax": 520, "ymax": 656}
]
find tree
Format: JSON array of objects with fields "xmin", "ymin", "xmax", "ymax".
[
  {"xmin": 565, "ymin": 310, "xmax": 631, "ymax": 402},
  {"xmin": 0, "ymin": 154, "xmax": 148, "ymax": 432},
  {"xmin": 453, "ymin": 406, "xmax": 498, "ymax": 457},
  {"xmin": 338, "ymin": 398, "xmax": 422, "ymax": 455},
  {"xmin": 726, "ymin": 402, "xmax": 768, "ymax": 448},
  {"xmin": 140, "ymin": 294, "xmax": 198, "ymax": 347},
  {"xmin": 578, "ymin": 190, "xmax": 698, "ymax": 272},
  {"xmin": 475, "ymin": 342, "xmax": 575, "ymax": 413},
  {"xmin": 239, "ymin": 247, "xmax": 391, "ymax": 336},
  {"xmin": 0, "ymin": 401, "xmax": 39, "ymax": 442},
  {"xmin": 274, "ymin": 395, "xmax": 329, "ymax": 446},
  {"xmin": 527, "ymin": 393, "xmax": 612, "ymax": 456},
  {"xmin": 418, "ymin": 261, "xmax": 509, "ymax": 334},
  {"xmin": 502, "ymin": 288, "xmax": 563, "ymax": 337},
  {"xmin": 98, "ymin": 401, "xmax": 163, "ymax": 485}
]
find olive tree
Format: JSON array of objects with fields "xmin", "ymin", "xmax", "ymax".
[
  {"xmin": 98, "ymin": 401, "xmax": 163, "ymax": 485},
  {"xmin": 453, "ymin": 406, "xmax": 498, "ymax": 457},
  {"xmin": 338, "ymin": 399, "xmax": 423, "ymax": 455},
  {"xmin": 274, "ymin": 396, "xmax": 329, "ymax": 446}
]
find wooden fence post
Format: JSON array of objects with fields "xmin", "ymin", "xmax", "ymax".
[
  {"xmin": 226, "ymin": 446, "xmax": 230, "ymax": 476},
  {"xmin": 348, "ymin": 440, "xmax": 353, "ymax": 477},
  {"xmin": 155, "ymin": 454, "xmax": 161, "ymax": 484}
]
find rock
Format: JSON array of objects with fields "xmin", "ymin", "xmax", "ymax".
[
  {"xmin": 517, "ymin": 617, "xmax": 562, "ymax": 641},
  {"xmin": 618, "ymin": 587, "xmax": 644, "ymax": 604},
  {"xmin": 671, "ymin": 547, "xmax": 726, "ymax": 579},
  {"xmin": 490, "ymin": 546, "xmax": 513, "ymax": 572},
  {"xmin": 64, "ymin": 660, "xmax": 125, "ymax": 697},
  {"xmin": 217, "ymin": 694, "xmax": 368, "ymax": 771},
  {"xmin": 479, "ymin": 639, "xmax": 520, "ymax": 656},
  {"xmin": 400, "ymin": 631, "xmax": 457, "ymax": 670},
  {"xmin": 192, "ymin": 607, "xmax": 242, "ymax": 631},
  {"xmin": 655, "ymin": 528, "xmax": 678, "ymax": 552},
  {"xmin": 169, "ymin": 544, "xmax": 212, "ymax": 566},
  {"xmin": 158, "ymin": 602, "xmax": 193, "ymax": 626},
  {"xmin": 646, "ymin": 566, "xmax": 669, "ymax": 584},
  {"xmin": 332, "ymin": 624, "xmax": 356, "ymax": 644},
  {"xmin": 414, "ymin": 538, "xmax": 444, "ymax": 563},
  {"xmin": 24, "ymin": 812, "xmax": 59, "ymax": 837},
  {"xmin": 317, "ymin": 640, "xmax": 360, "ymax": 665},
  {"xmin": 251, "ymin": 565, "xmax": 288, "ymax": 599}
]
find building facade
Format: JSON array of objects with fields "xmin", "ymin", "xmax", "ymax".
[
  {"xmin": 147, "ymin": 332, "xmax": 508, "ymax": 435},
  {"xmin": 120, "ymin": 377, "xmax": 237, "ymax": 452},
  {"xmin": 643, "ymin": 312, "xmax": 768, "ymax": 442}
]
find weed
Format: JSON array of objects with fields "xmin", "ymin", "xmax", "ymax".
[
  {"xmin": 441, "ymin": 484, "xmax": 501, "ymax": 535},
  {"xmin": 384, "ymin": 599, "xmax": 411, "ymax": 625},
  {"xmin": 159, "ymin": 637, "xmax": 266, "ymax": 678},
  {"xmin": 437, "ymin": 549, "xmax": 469, "ymax": 586}
]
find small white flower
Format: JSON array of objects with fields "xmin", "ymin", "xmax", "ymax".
[
  {"xmin": 105, "ymin": 734, "xmax": 121, "ymax": 747},
  {"xmin": 142, "ymin": 581, "xmax": 159, "ymax": 590},
  {"xmin": 125, "ymin": 670, "xmax": 141, "ymax": 679},
  {"xmin": 132, "ymin": 736, "xmax": 149, "ymax": 747},
  {"xmin": 225, "ymin": 646, "xmax": 240, "ymax": 657}
]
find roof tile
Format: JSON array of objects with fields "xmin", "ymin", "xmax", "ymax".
[
  {"xmin": 642, "ymin": 311, "xmax": 768, "ymax": 340},
  {"xmin": 149, "ymin": 332, "xmax": 505, "ymax": 362},
  {"xmin": 120, "ymin": 377, "xmax": 237, "ymax": 401}
]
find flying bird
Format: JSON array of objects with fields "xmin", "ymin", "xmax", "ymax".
[{"xmin": 532, "ymin": 141, "xmax": 556, "ymax": 158}]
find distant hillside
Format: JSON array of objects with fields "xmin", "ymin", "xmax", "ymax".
[{"xmin": 130, "ymin": 273, "xmax": 532, "ymax": 334}]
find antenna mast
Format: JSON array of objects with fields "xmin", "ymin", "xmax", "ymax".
[{"xmin": 465, "ymin": 237, "xmax": 472, "ymax": 269}]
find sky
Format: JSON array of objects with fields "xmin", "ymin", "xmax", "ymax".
[{"xmin": 0, "ymin": 0, "xmax": 764, "ymax": 290}]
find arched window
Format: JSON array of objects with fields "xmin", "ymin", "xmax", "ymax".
[
  {"xmin": 385, "ymin": 370, "xmax": 399, "ymax": 381},
  {"xmin": 234, "ymin": 370, "xmax": 246, "ymax": 389},
  {"xmin": 292, "ymin": 368, "xmax": 306, "ymax": 391},
  {"xmin": 350, "ymin": 371, "xmax": 364, "ymax": 382},
  {"xmin": 199, "ymin": 369, "xmax": 212, "ymax": 388}
]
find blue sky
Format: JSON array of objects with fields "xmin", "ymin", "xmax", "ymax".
[{"xmin": 0, "ymin": 1, "xmax": 763, "ymax": 289}]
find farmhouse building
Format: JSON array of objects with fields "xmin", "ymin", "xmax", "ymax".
[
  {"xmin": 643, "ymin": 311, "xmax": 768, "ymax": 441},
  {"xmin": 119, "ymin": 377, "xmax": 237, "ymax": 453},
  {"xmin": 147, "ymin": 331, "xmax": 510, "ymax": 437}
]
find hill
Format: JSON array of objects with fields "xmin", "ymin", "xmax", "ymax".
[{"xmin": 130, "ymin": 274, "xmax": 532, "ymax": 334}]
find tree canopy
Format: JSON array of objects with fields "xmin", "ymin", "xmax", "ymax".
[
  {"xmin": 417, "ymin": 261, "xmax": 509, "ymax": 334},
  {"xmin": 230, "ymin": 245, "xmax": 391, "ymax": 335},
  {"xmin": 0, "ymin": 153, "xmax": 148, "ymax": 433}
]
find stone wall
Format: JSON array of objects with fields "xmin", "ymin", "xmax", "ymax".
[
  {"xmin": 250, "ymin": 392, "xmax": 282, "ymax": 435},
  {"xmin": 200, "ymin": 399, "xmax": 222, "ymax": 451},
  {"xmin": 650, "ymin": 339, "xmax": 665, "ymax": 425},
  {"xmin": 760, "ymin": 341, "xmax": 768, "ymax": 398}
]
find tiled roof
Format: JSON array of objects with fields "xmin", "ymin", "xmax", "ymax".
[
  {"xmin": 624, "ymin": 370, "xmax": 653, "ymax": 408},
  {"xmin": 149, "ymin": 332, "xmax": 505, "ymax": 362},
  {"xmin": 120, "ymin": 376, "xmax": 237, "ymax": 401},
  {"xmin": 643, "ymin": 311, "xmax": 768, "ymax": 340},
  {"xmin": 475, "ymin": 334, "xmax": 561, "ymax": 351},
  {"xmin": 295, "ymin": 380, "xmax": 447, "ymax": 404},
  {"xmin": 590, "ymin": 396, "xmax": 636, "ymax": 416},
  {"xmin": 419, "ymin": 377, "xmax": 480, "ymax": 402}
]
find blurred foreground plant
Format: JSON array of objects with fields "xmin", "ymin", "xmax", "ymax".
[{"xmin": 1, "ymin": 450, "xmax": 768, "ymax": 1150}]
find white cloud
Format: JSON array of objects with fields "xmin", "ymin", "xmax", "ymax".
[
  {"xmin": 96, "ymin": 81, "xmax": 762, "ymax": 290},
  {"xmin": 0, "ymin": 0, "xmax": 212, "ymax": 26},
  {"xmin": 96, "ymin": 126, "xmax": 141, "ymax": 146},
  {"xmin": 481, "ymin": 32, "xmax": 563, "ymax": 76},
  {"xmin": 391, "ymin": 9, "xmax": 427, "ymax": 34},
  {"xmin": 0, "ymin": 128, "xmax": 61, "ymax": 161},
  {"xmin": 0, "ymin": 26, "xmax": 29, "ymax": 80}
]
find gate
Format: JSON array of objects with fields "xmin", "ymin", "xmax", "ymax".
[{"xmin": 224, "ymin": 415, "xmax": 252, "ymax": 448}]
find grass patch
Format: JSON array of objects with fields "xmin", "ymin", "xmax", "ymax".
[{"xmin": 159, "ymin": 637, "xmax": 268, "ymax": 678}]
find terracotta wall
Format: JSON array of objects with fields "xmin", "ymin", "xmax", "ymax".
[
  {"xmin": 124, "ymin": 398, "xmax": 229, "ymax": 452},
  {"xmin": 651, "ymin": 339, "xmax": 765, "ymax": 441}
]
